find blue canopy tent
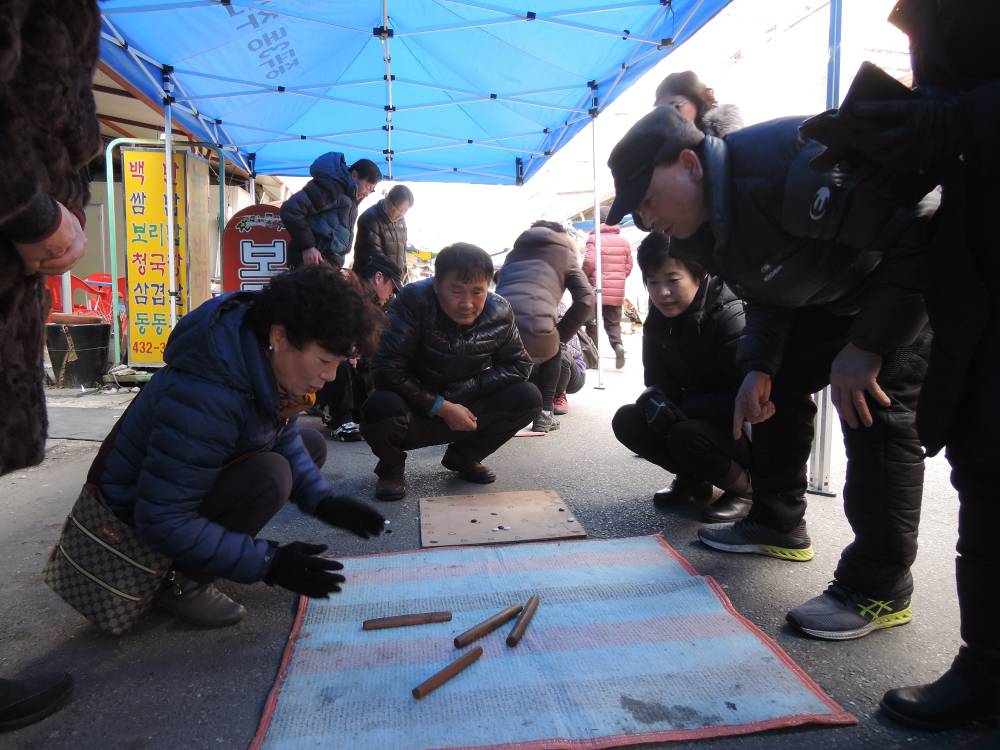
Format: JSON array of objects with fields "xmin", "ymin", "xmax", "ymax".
[
  {"xmin": 99, "ymin": 0, "xmax": 734, "ymax": 183},
  {"xmin": 97, "ymin": 0, "xmax": 736, "ymax": 387}
]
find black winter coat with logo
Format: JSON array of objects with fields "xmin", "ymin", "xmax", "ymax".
[{"xmin": 668, "ymin": 117, "xmax": 936, "ymax": 376}]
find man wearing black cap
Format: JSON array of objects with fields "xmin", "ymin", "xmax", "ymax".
[
  {"xmin": 605, "ymin": 105, "xmax": 935, "ymax": 642},
  {"xmin": 318, "ymin": 256, "xmax": 403, "ymax": 440}
]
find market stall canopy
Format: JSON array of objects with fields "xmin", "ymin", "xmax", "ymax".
[{"xmin": 99, "ymin": 0, "xmax": 732, "ymax": 184}]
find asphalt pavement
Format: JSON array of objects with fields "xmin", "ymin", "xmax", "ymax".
[{"xmin": 1, "ymin": 332, "xmax": 996, "ymax": 749}]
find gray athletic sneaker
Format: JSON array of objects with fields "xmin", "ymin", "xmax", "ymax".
[
  {"xmin": 787, "ymin": 580, "xmax": 912, "ymax": 640},
  {"xmin": 698, "ymin": 518, "xmax": 814, "ymax": 562},
  {"xmin": 532, "ymin": 410, "xmax": 560, "ymax": 432}
]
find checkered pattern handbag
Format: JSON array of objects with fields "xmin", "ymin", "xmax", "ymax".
[{"xmin": 43, "ymin": 484, "xmax": 171, "ymax": 635}]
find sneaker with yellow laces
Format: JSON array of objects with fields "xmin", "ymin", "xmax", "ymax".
[{"xmin": 786, "ymin": 580, "xmax": 912, "ymax": 640}]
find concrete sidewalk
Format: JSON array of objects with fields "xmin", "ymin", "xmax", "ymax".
[{"xmin": 1, "ymin": 336, "xmax": 993, "ymax": 749}]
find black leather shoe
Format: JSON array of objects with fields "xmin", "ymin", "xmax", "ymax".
[
  {"xmin": 653, "ymin": 478, "xmax": 713, "ymax": 507},
  {"xmin": 375, "ymin": 463, "xmax": 407, "ymax": 501},
  {"xmin": 701, "ymin": 492, "xmax": 752, "ymax": 522},
  {"xmin": 880, "ymin": 660, "xmax": 1000, "ymax": 731},
  {"xmin": 442, "ymin": 450, "xmax": 497, "ymax": 484},
  {"xmin": 0, "ymin": 673, "xmax": 73, "ymax": 733}
]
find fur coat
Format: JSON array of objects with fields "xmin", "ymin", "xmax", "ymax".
[{"xmin": 0, "ymin": 0, "xmax": 101, "ymax": 475}]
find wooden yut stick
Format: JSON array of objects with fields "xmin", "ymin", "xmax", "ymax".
[
  {"xmin": 453, "ymin": 604, "xmax": 523, "ymax": 648},
  {"xmin": 363, "ymin": 611, "xmax": 452, "ymax": 630},
  {"xmin": 506, "ymin": 594, "xmax": 540, "ymax": 647},
  {"xmin": 412, "ymin": 646, "xmax": 483, "ymax": 699}
]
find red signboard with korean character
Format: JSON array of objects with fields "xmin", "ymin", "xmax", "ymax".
[{"xmin": 222, "ymin": 204, "xmax": 289, "ymax": 292}]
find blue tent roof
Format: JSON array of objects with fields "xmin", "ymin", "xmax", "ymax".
[{"xmin": 100, "ymin": 0, "xmax": 731, "ymax": 184}]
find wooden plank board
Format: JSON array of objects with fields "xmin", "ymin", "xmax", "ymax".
[{"xmin": 419, "ymin": 490, "xmax": 586, "ymax": 547}]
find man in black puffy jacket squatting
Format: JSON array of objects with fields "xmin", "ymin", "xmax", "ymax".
[
  {"xmin": 360, "ymin": 243, "xmax": 542, "ymax": 501},
  {"xmin": 604, "ymin": 105, "xmax": 936, "ymax": 643}
]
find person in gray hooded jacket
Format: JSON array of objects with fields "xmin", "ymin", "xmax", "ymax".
[{"xmin": 496, "ymin": 221, "xmax": 593, "ymax": 432}]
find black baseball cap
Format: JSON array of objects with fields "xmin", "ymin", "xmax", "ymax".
[
  {"xmin": 605, "ymin": 106, "xmax": 705, "ymax": 228},
  {"xmin": 363, "ymin": 254, "xmax": 404, "ymax": 290}
]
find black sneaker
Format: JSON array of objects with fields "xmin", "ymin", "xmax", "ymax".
[
  {"xmin": 786, "ymin": 580, "xmax": 912, "ymax": 640},
  {"xmin": 698, "ymin": 518, "xmax": 814, "ymax": 562}
]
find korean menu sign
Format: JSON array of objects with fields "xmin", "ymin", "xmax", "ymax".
[{"xmin": 121, "ymin": 148, "xmax": 186, "ymax": 367}]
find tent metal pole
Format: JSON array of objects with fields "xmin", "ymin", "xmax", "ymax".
[
  {"xmin": 163, "ymin": 72, "xmax": 178, "ymax": 328},
  {"xmin": 382, "ymin": 0, "xmax": 394, "ymax": 180},
  {"xmin": 60, "ymin": 272, "xmax": 72, "ymax": 314},
  {"xmin": 590, "ymin": 110, "xmax": 604, "ymax": 390},
  {"xmin": 808, "ymin": 0, "xmax": 843, "ymax": 497}
]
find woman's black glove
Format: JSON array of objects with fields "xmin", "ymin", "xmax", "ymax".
[
  {"xmin": 636, "ymin": 386, "xmax": 687, "ymax": 434},
  {"xmin": 314, "ymin": 496, "xmax": 385, "ymax": 539},
  {"xmin": 263, "ymin": 542, "xmax": 345, "ymax": 598}
]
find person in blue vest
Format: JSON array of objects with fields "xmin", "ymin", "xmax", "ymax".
[
  {"xmin": 280, "ymin": 152, "xmax": 382, "ymax": 269},
  {"xmin": 95, "ymin": 267, "xmax": 387, "ymax": 628},
  {"xmin": 604, "ymin": 105, "xmax": 934, "ymax": 642}
]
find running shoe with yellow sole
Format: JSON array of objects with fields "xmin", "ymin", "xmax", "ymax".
[
  {"xmin": 787, "ymin": 580, "xmax": 912, "ymax": 640},
  {"xmin": 697, "ymin": 518, "xmax": 814, "ymax": 562}
]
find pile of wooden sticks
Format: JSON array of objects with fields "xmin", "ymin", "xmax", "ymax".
[{"xmin": 362, "ymin": 594, "xmax": 541, "ymax": 699}]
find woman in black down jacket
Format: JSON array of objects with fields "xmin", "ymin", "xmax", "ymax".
[{"xmin": 612, "ymin": 233, "xmax": 750, "ymax": 522}]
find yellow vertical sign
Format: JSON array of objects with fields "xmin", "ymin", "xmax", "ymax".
[{"xmin": 122, "ymin": 149, "xmax": 187, "ymax": 366}]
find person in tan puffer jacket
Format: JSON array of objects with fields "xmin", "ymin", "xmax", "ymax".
[{"xmin": 583, "ymin": 206, "xmax": 633, "ymax": 368}]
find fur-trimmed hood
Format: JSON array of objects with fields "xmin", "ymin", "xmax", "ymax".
[{"xmin": 702, "ymin": 103, "xmax": 744, "ymax": 138}]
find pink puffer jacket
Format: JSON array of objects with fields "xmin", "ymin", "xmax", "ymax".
[{"xmin": 583, "ymin": 224, "xmax": 633, "ymax": 307}]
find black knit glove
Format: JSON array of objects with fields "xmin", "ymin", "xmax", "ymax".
[
  {"xmin": 314, "ymin": 496, "xmax": 385, "ymax": 539},
  {"xmin": 263, "ymin": 542, "xmax": 345, "ymax": 598},
  {"xmin": 636, "ymin": 386, "xmax": 687, "ymax": 434}
]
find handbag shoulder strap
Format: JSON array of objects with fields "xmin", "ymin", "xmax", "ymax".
[{"xmin": 86, "ymin": 397, "xmax": 137, "ymax": 486}]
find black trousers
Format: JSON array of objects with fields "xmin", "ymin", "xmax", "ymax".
[
  {"xmin": 183, "ymin": 427, "xmax": 327, "ymax": 581},
  {"xmin": 316, "ymin": 362, "xmax": 371, "ymax": 425},
  {"xmin": 556, "ymin": 349, "xmax": 585, "ymax": 396},
  {"xmin": 612, "ymin": 405, "xmax": 751, "ymax": 486},
  {"xmin": 586, "ymin": 304, "xmax": 623, "ymax": 350},
  {"xmin": 944, "ymin": 314, "xmax": 1000, "ymax": 673},
  {"xmin": 748, "ymin": 308, "xmax": 931, "ymax": 600},
  {"xmin": 529, "ymin": 352, "xmax": 562, "ymax": 411},
  {"xmin": 359, "ymin": 382, "xmax": 541, "ymax": 475}
]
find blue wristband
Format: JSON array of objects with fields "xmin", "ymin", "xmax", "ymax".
[{"xmin": 428, "ymin": 395, "xmax": 445, "ymax": 417}]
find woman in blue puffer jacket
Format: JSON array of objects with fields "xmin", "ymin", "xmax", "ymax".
[{"xmin": 95, "ymin": 266, "xmax": 387, "ymax": 627}]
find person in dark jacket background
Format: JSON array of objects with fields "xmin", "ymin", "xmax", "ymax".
[
  {"xmin": 496, "ymin": 220, "xmax": 593, "ymax": 432},
  {"xmin": 353, "ymin": 184, "xmax": 413, "ymax": 283},
  {"xmin": 280, "ymin": 152, "xmax": 382, "ymax": 269},
  {"xmin": 613, "ymin": 233, "xmax": 751, "ymax": 523},
  {"xmin": 654, "ymin": 69, "xmax": 744, "ymax": 138},
  {"xmin": 361, "ymin": 243, "xmax": 541, "ymax": 501},
  {"xmin": 804, "ymin": 0, "xmax": 1000, "ymax": 730},
  {"xmin": 605, "ymin": 105, "xmax": 934, "ymax": 642},
  {"xmin": 96, "ymin": 267, "xmax": 387, "ymax": 628},
  {"xmin": 321, "ymin": 254, "xmax": 403, "ymax": 441},
  {"xmin": 0, "ymin": 0, "xmax": 101, "ymax": 731},
  {"xmin": 583, "ymin": 207, "xmax": 633, "ymax": 369}
]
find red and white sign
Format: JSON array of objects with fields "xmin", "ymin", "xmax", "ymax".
[{"xmin": 222, "ymin": 204, "xmax": 290, "ymax": 292}]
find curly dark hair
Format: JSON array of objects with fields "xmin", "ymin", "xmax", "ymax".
[
  {"xmin": 243, "ymin": 266, "xmax": 385, "ymax": 358},
  {"xmin": 637, "ymin": 232, "xmax": 706, "ymax": 282}
]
